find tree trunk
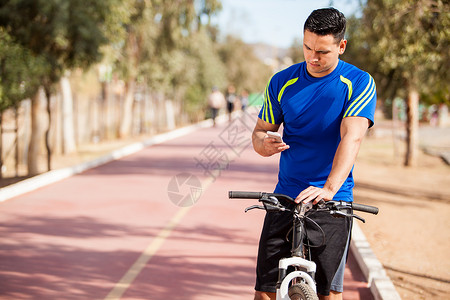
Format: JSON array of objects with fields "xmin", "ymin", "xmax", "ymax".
[
  {"xmin": 0, "ymin": 111, "xmax": 3, "ymax": 180},
  {"xmin": 404, "ymin": 86, "xmax": 419, "ymax": 167},
  {"xmin": 99, "ymin": 81, "xmax": 107, "ymax": 141},
  {"xmin": 21, "ymin": 100, "xmax": 31, "ymax": 166},
  {"xmin": 28, "ymin": 87, "xmax": 46, "ymax": 176},
  {"xmin": 165, "ymin": 99, "xmax": 176, "ymax": 130},
  {"xmin": 60, "ymin": 74, "xmax": 77, "ymax": 154},
  {"xmin": 119, "ymin": 78, "xmax": 136, "ymax": 138},
  {"xmin": 14, "ymin": 106, "xmax": 19, "ymax": 177},
  {"xmin": 392, "ymin": 98, "xmax": 399, "ymax": 160},
  {"xmin": 44, "ymin": 86, "xmax": 52, "ymax": 171}
]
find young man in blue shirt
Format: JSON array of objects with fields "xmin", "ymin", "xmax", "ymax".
[{"xmin": 252, "ymin": 8, "xmax": 377, "ymax": 300}]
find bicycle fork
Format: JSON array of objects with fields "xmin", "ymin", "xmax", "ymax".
[
  {"xmin": 275, "ymin": 213, "xmax": 317, "ymax": 299},
  {"xmin": 276, "ymin": 256, "xmax": 317, "ymax": 299}
]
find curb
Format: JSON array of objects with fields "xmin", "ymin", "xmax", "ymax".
[
  {"xmin": 422, "ymin": 146, "xmax": 450, "ymax": 165},
  {"xmin": 351, "ymin": 222, "xmax": 402, "ymax": 300},
  {"xmin": 0, "ymin": 118, "xmax": 214, "ymax": 203}
]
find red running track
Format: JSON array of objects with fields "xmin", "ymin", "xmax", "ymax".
[{"xmin": 0, "ymin": 112, "xmax": 373, "ymax": 300}]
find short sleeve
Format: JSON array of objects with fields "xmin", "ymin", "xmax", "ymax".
[
  {"xmin": 258, "ymin": 76, "xmax": 284, "ymax": 124},
  {"xmin": 343, "ymin": 73, "xmax": 377, "ymax": 127}
]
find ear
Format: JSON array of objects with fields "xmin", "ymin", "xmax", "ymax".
[{"xmin": 338, "ymin": 39, "xmax": 347, "ymax": 55}]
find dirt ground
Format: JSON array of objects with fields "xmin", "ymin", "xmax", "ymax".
[
  {"xmin": 1, "ymin": 120, "xmax": 449, "ymax": 299},
  {"xmin": 353, "ymin": 125, "xmax": 450, "ymax": 299}
]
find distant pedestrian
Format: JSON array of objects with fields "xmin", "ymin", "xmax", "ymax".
[
  {"xmin": 225, "ymin": 84, "xmax": 236, "ymax": 121},
  {"xmin": 240, "ymin": 89, "xmax": 249, "ymax": 112},
  {"xmin": 430, "ymin": 105, "xmax": 439, "ymax": 127},
  {"xmin": 438, "ymin": 104, "xmax": 448, "ymax": 127},
  {"xmin": 207, "ymin": 86, "xmax": 225, "ymax": 126}
]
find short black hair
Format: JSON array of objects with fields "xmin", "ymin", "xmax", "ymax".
[{"xmin": 304, "ymin": 8, "xmax": 346, "ymax": 43}]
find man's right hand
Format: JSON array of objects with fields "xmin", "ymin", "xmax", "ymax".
[
  {"xmin": 252, "ymin": 118, "xmax": 289, "ymax": 157},
  {"xmin": 262, "ymin": 134, "xmax": 290, "ymax": 156}
]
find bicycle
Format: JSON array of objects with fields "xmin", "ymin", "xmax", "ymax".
[{"xmin": 228, "ymin": 191, "xmax": 379, "ymax": 300}]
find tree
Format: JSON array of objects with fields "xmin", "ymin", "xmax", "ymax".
[
  {"xmin": 0, "ymin": 29, "xmax": 47, "ymax": 177},
  {"xmin": 360, "ymin": 0, "xmax": 449, "ymax": 166},
  {"xmin": 0, "ymin": 30, "xmax": 45, "ymax": 112},
  {"xmin": 114, "ymin": 0, "xmax": 225, "ymax": 135},
  {"xmin": 288, "ymin": 38, "xmax": 304, "ymax": 64},
  {"xmin": 0, "ymin": 0, "xmax": 125, "ymax": 175},
  {"xmin": 183, "ymin": 28, "xmax": 227, "ymax": 121},
  {"xmin": 218, "ymin": 35, "xmax": 273, "ymax": 94}
]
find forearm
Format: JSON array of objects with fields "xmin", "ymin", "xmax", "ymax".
[
  {"xmin": 323, "ymin": 134, "xmax": 363, "ymax": 195},
  {"xmin": 252, "ymin": 129, "xmax": 271, "ymax": 157},
  {"xmin": 296, "ymin": 117, "xmax": 369, "ymax": 204},
  {"xmin": 252, "ymin": 118, "xmax": 288, "ymax": 157}
]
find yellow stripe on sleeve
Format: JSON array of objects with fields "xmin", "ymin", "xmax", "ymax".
[
  {"xmin": 347, "ymin": 77, "xmax": 375, "ymax": 117},
  {"xmin": 343, "ymin": 75, "xmax": 373, "ymax": 118},
  {"xmin": 267, "ymin": 88, "xmax": 275, "ymax": 123},
  {"xmin": 264, "ymin": 86, "xmax": 270, "ymax": 123},
  {"xmin": 340, "ymin": 75, "xmax": 353, "ymax": 101},
  {"xmin": 354, "ymin": 83, "xmax": 376, "ymax": 116},
  {"xmin": 278, "ymin": 78, "xmax": 298, "ymax": 103}
]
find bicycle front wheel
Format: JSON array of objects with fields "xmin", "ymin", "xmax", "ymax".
[{"xmin": 288, "ymin": 283, "xmax": 318, "ymax": 300}]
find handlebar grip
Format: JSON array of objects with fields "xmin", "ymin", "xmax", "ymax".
[
  {"xmin": 352, "ymin": 203, "xmax": 379, "ymax": 215},
  {"xmin": 228, "ymin": 191, "xmax": 263, "ymax": 199}
]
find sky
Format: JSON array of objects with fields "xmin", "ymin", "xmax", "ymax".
[{"xmin": 213, "ymin": 0, "xmax": 363, "ymax": 48}]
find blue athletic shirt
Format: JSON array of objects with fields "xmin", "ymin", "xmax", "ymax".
[{"xmin": 258, "ymin": 60, "xmax": 377, "ymax": 202}]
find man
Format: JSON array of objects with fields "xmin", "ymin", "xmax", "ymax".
[{"xmin": 251, "ymin": 8, "xmax": 376, "ymax": 300}]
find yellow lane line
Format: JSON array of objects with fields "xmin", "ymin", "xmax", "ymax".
[
  {"xmin": 104, "ymin": 177, "xmax": 215, "ymax": 300},
  {"xmin": 104, "ymin": 206, "xmax": 191, "ymax": 299}
]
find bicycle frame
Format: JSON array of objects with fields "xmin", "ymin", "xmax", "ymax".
[{"xmin": 276, "ymin": 202, "xmax": 317, "ymax": 300}]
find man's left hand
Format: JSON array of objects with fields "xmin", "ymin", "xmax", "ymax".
[{"xmin": 295, "ymin": 186, "xmax": 334, "ymax": 204}]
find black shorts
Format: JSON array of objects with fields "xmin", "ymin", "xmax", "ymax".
[{"xmin": 255, "ymin": 203, "xmax": 352, "ymax": 296}]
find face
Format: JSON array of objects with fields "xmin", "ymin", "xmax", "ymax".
[{"xmin": 303, "ymin": 30, "xmax": 347, "ymax": 78}]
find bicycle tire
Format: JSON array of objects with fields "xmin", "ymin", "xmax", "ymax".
[{"xmin": 288, "ymin": 283, "xmax": 318, "ymax": 300}]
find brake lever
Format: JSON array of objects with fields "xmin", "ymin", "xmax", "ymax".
[
  {"xmin": 245, "ymin": 205, "xmax": 265, "ymax": 213},
  {"xmin": 352, "ymin": 214, "xmax": 366, "ymax": 223},
  {"xmin": 330, "ymin": 210, "xmax": 366, "ymax": 223},
  {"xmin": 261, "ymin": 196, "xmax": 279, "ymax": 206},
  {"xmin": 263, "ymin": 203, "xmax": 288, "ymax": 212},
  {"xmin": 330, "ymin": 210, "xmax": 347, "ymax": 218}
]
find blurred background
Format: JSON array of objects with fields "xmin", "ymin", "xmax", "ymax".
[{"xmin": 0, "ymin": 0, "xmax": 448, "ymax": 180}]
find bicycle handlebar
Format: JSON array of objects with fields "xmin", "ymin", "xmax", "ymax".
[
  {"xmin": 229, "ymin": 191, "xmax": 295, "ymax": 203},
  {"xmin": 228, "ymin": 190, "xmax": 379, "ymax": 215},
  {"xmin": 352, "ymin": 203, "xmax": 379, "ymax": 215},
  {"xmin": 228, "ymin": 191, "xmax": 263, "ymax": 199}
]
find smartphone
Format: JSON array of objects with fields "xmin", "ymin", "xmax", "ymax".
[{"xmin": 266, "ymin": 131, "xmax": 283, "ymax": 143}]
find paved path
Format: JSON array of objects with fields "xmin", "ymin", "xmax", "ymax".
[{"xmin": 0, "ymin": 112, "xmax": 372, "ymax": 300}]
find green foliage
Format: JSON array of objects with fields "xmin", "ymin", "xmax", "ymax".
[
  {"xmin": 0, "ymin": 0, "xmax": 273, "ymax": 121},
  {"xmin": 218, "ymin": 35, "xmax": 273, "ymax": 94},
  {"xmin": 0, "ymin": 0, "xmax": 122, "ymax": 84},
  {"xmin": 183, "ymin": 29, "xmax": 227, "ymax": 117},
  {"xmin": 111, "ymin": 0, "xmax": 228, "ymax": 120},
  {"xmin": 359, "ymin": 0, "xmax": 449, "ymax": 104},
  {"xmin": 288, "ymin": 38, "xmax": 304, "ymax": 64},
  {"xmin": 0, "ymin": 29, "xmax": 47, "ymax": 112},
  {"xmin": 198, "ymin": 0, "xmax": 222, "ymax": 18}
]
